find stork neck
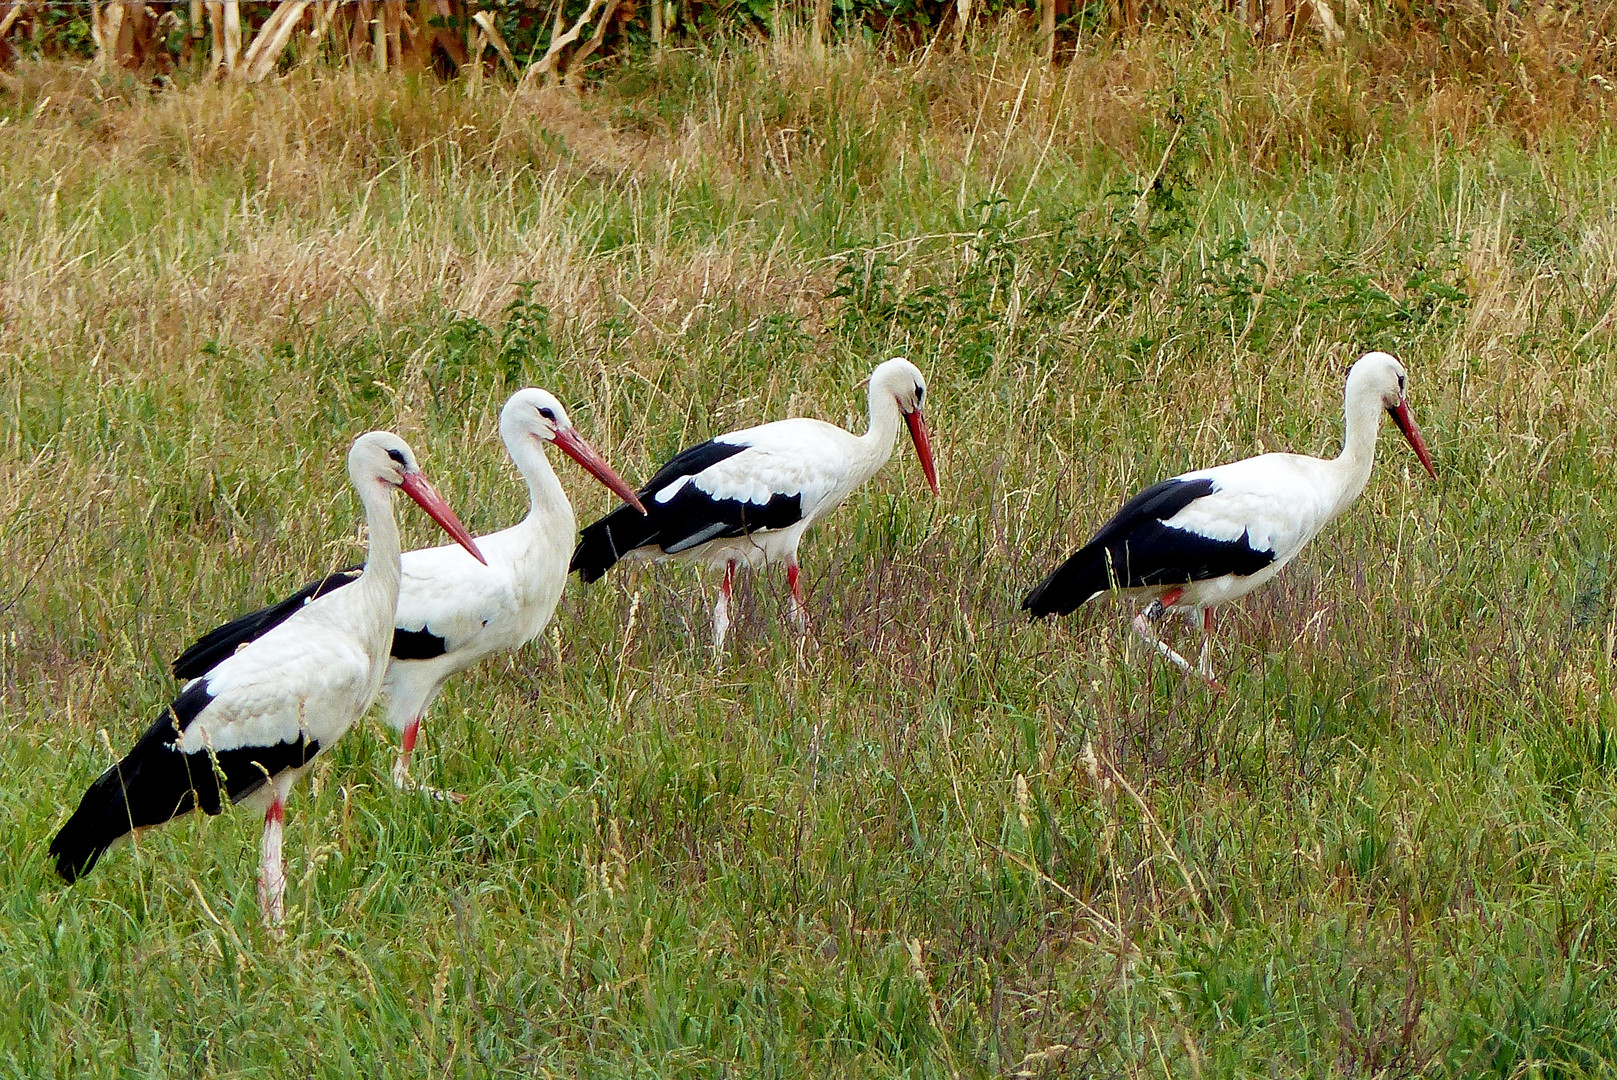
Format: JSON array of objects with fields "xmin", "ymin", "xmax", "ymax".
[
  {"xmin": 1332, "ymin": 384, "xmax": 1385, "ymax": 509},
  {"xmin": 857, "ymin": 385, "xmax": 904, "ymax": 475},
  {"xmin": 507, "ymin": 431, "xmax": 570, "ymax": 524},
  {"xmin": 357, "ymin": 480, "xmax": 404, "ymax": 594}
]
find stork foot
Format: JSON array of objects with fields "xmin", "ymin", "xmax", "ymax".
[
  {"xmin": 392, "ymin": 737, "xmax": 466, "ymax": 803},
  {"xmin": 393, "ymin": 760, "xmax": 465, "ymax": 803},
  {"xmin": 1132, "ymin": 610, "xmax": 1197, "ymax": 678},
  {"xmin": 1133, "ymin": 599, "xmax": 1225, "ymax": 694}
]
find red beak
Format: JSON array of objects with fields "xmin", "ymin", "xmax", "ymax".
[
  {"xmin": 552, "ymin": 428, "xmax": 648, "ymax": 515},
  {"xmin": 1387, "ymin": 399, "xmax": 1437, "ymax": 480},
  {"xmin": 398, "ymin": 472, "xmax": 487, "ymax": 564},
  {"xmin": 904, "ymin": 410, "xmax": 940, "ymax": 496}
]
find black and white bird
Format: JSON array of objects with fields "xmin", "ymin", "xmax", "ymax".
[
  {"xmin": 49, "ymin": 432, "xmax": 485, "ymax": 924},
  {"xmin": 168, "ymin": 390, "xmax": 645, "ymax": 797},
  {"xmin": 1023, "ymin": 351, "xmax": 1437, "ymax": 687},
  {"xmin": 570, "ymin": 357, "xmax": 939, "ymax": 655}
]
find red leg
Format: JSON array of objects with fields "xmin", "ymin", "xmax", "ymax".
[
  {"xmin": 1133, "ymin": 587, "xmax": 1222, "ymax": 692},
  {"xmin": 786, "ymin": 558, "xmax": 808, "ymax": 633},
  {"xmin": 713, "ymin": 560, "xmax": 735, "ymax": 655},
  {"xmin": 394, "ymin": 717, "xmax": 465, "ymax": 802},
  {"xmin": 393, "ymin": 717, "xmax": 421, "ymax": 789},
  {"xmin": 1198, "ymin": 607, "xmax": 1224, "ymax": 694},
  {"xmin": 258, "ymin": 794, "xmax": 287, "ymax": 926}
]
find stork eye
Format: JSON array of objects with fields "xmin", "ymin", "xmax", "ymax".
[
  {"xmin": 386, "ymin": 448, "xmax": 407, "ymax": 466},
  {"xmin": 539, "ymin": 407, "xmax": 556, "ymax": 421},
  {"xmin": 914, "ymin": 384, "xmax": 925, "ymax": 405}
]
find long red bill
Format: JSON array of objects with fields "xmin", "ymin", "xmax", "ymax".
[
  {"xmin": 1387, "ymin": 399, "xmax": 1437, "ymax": 480},
  {"xmin": 904, "ymin": 410, "xmax": 940, "ymax": 496},
  {"xmin": 398, "ymin": 472, "xmax": 487, "ymax": 564},
  {"xmin": 553, "ymin": 428, "xmax": 648, "ymax": 515}
]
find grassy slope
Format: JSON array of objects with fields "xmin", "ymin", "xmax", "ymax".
[{"xmin": 2, "ymin": 25, "xmax": 1617, "ymax": 1077}]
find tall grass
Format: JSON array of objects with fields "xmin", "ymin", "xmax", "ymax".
[{"xmin": 3, "ymin": 24, "xmax": 1617, "ymax": 1076}]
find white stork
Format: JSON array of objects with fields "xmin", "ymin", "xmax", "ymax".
[
  {"xmin": 1023, "ymin": 351, "xmax": 1437, "ymax": 688},
  {"xmin": 570, "ymin": 357, "xmax": 939, "ymax": 655},
  {"xmin": 49, "ymin": 432, "xmax": 485, "ymax": 924},
  {"xmin": 168, "ymin": 389, "xmax": 645, "ymax": 798}
]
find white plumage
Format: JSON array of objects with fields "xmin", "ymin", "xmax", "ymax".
[
  {"xmin": 170, "ymin": 389, "xmax": 644, "ymax": 798},
  {"xmin": 1024, "ymin": 351, "xmax": 1438, "ymax": 687},
  {"xmin": 51, "ymin": 431, "xmax": 485, "ymax": 925},
  {"xmin": 571, "ymin": 358, "xmax": 940, "ymax": 655},
  {"xmin": 376, "ymin": 390, "xmax": 643, "ymax": 792}
]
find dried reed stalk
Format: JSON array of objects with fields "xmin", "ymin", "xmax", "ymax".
[
  {"xmin": 562, "ymin": 0, "xmax": 619, "ymax": 88},
  {"xmin": 348, "ymin": 0, "xmax": 371, "ymax": 64},
  {"xmin": 0, "ymin": 1, "xmax": 27, "ymax": 39},
  {"xmin": 523, "ymin": 0, "xmax": 605, "ymax": 86},
  {"xmin": 300, "ymin": 0, "xmax": 336, "ymax": 65},
  {"xmin": 371, "ymin": 1, "xmax": 385, "ymax": 71},
  {"xmin": 222, "ymin": 0, "xmax": 240, "ymax": 71},
  {"xmin": 239, "ymin": 0, "xmax": 311, "ymax": 80},
  {"xmin": 206, "ymin": 0, "xmax": 223, "ymax": 70},
  {"xmin": 383, "ymin": 0, "xmax": 402, "ymax": 68},
  {"xmin": 464, "ymin": 21, "xmax": 484, "ymax": 93},
  {"xmin": 470, "ymin": 10, "xmax": 519, "ymax": 78},
  {"xmin": 91, "ymin": 1, "xmax": 115, "ymax": 70}
]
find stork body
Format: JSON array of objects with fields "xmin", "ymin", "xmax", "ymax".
[
  {"xmin": 570, "ymin": 358, "xmax": 939, "ymax": 656},
  {"xmin": 49, "ymin": 432, "xmax": 484, "ymax": 924},
  {"xmin": 171, "ymin": 391, "xmax": 643, "ymax": 796},
  {"xmin": 1023, "ymin": 351, "xmax": 1437, "ymax": 686}
]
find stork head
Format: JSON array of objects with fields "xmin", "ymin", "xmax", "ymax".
[
  {"xmin": 349, "ymin": 431, "xmax": 486, "ymax": 564},
  {"xmin": 500, "ymin": 388, "xmax": 647, "ymax": 515},
  {"xmin": 1348, "ymin": 351, "xmax": 1437, "ymax": 480},
  {"xmin": 870, "ymin": 357, "xmax": 939, "ymax": 495}
]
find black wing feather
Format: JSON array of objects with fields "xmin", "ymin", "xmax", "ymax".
[
  {"xmin": 49, "ymin": 680, "xmax": 321, "ymax": 883},
  {"xmin": 391, "ymin": 627, "xmax": 448, "ymax": 660},
  {"xmin": 572, "ymin": 438, "xmax": 806, "ymax": 582},
  {"xmin": 1023, "ymin": 478, "xmax": 1277, "ymax": 618},
  {"xmin": 171, "ymin": 568, "xmax": 361, "ymax": 680}
]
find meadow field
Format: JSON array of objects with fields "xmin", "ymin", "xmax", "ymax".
[{"xmin": 3, "ymin": 18, "xmax": 1617, "ymax": 1076}]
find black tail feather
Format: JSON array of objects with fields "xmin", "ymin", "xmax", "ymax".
[
  {"xmin": 49, "ymin": 708, "xmax": 206, "ymax": 883},
  {"xmin": 1022, "ymin": 546, "xmax": 1112, "ymax": 619},
  {"xmin": 570, "ymin": 504, "xmax": 661, "ymax": 583},
  {"xmin": 49, "ymin": 681, "xmax": 319, "ymax": 883}
]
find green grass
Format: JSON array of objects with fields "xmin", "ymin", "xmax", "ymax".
[{"xmin": 3, "ymin": 25, "xmax": 1617, "ymax": 1077}]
